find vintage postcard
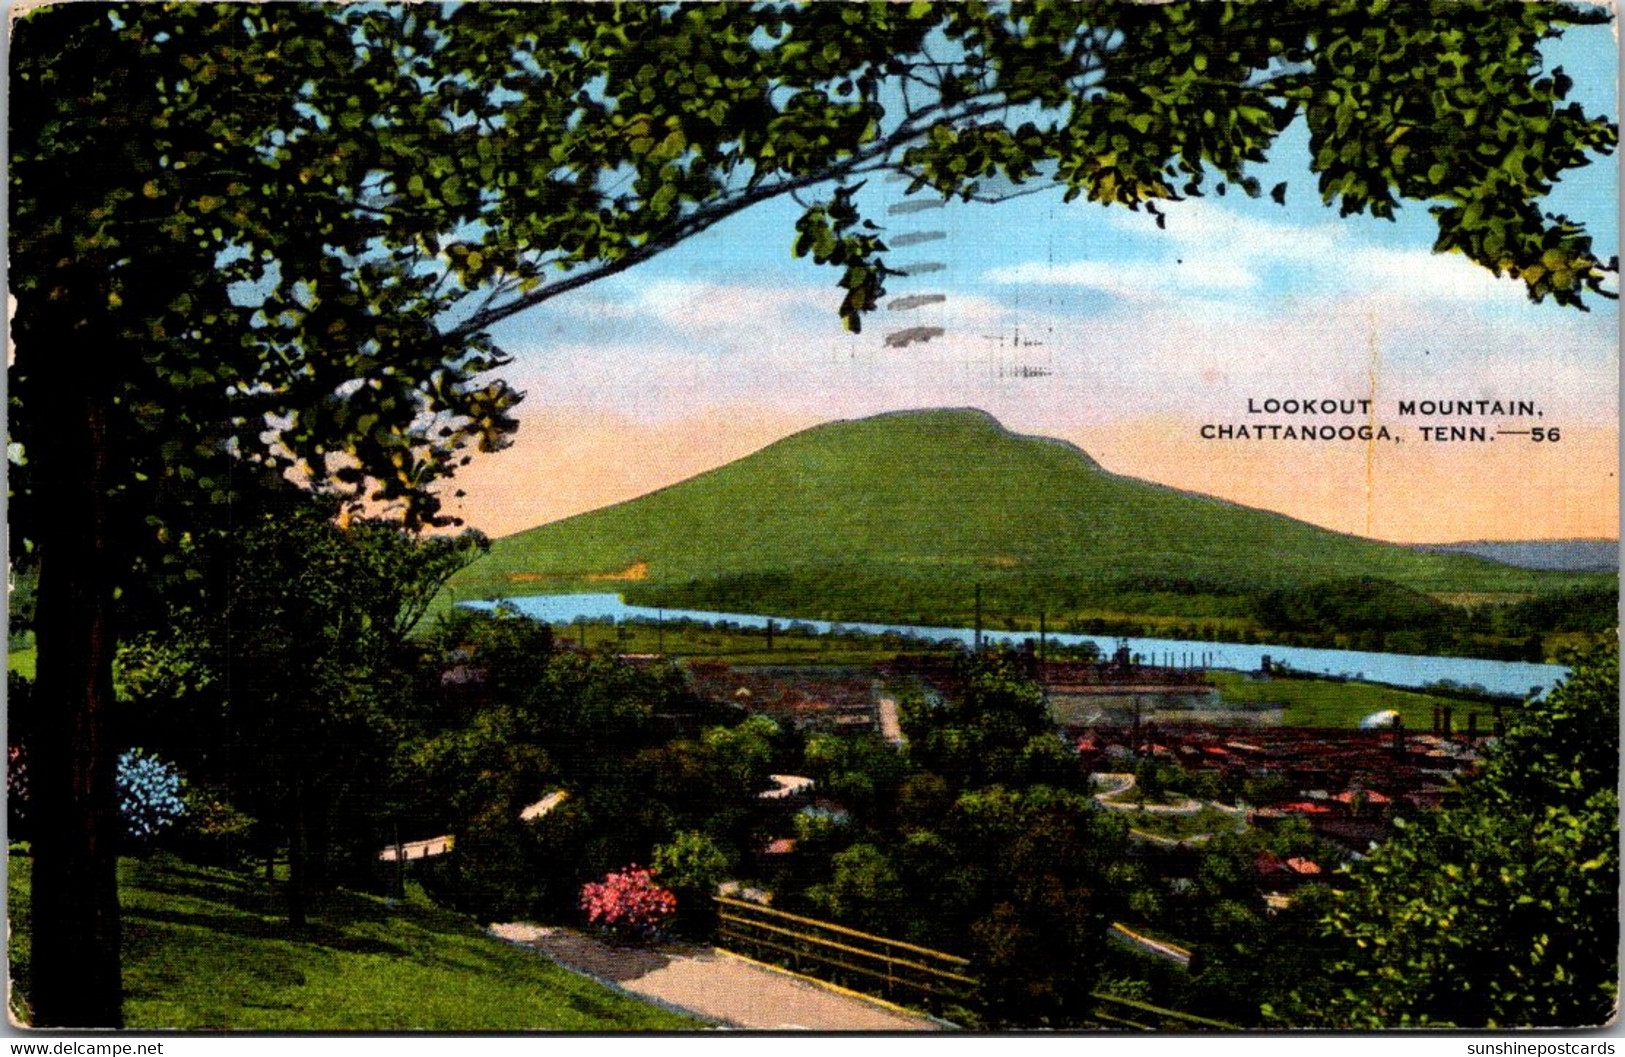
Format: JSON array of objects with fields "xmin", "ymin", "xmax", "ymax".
[{"xmin": 6, "ymin": 0, "xmax": 1619, "ymax": 1036}]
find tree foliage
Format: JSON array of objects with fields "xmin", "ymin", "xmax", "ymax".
[
  {"xmin": 1252, "ymin": 578, "xmax": 1457, "ymax": 636},
  {"xmin": 10, "ymin": 6, "xmax": 522, "ymax": 539},
  {"xmin": 792, "ymin": 668, "xmax": 1138, "ymax": 1026},
  {"xmin": 651, "ymin": 831, "xmax": 734, "ymax": 898},
  {"xmin": 196, "ymin": 502, "xmax": 486, "ymax": 920},
  {"xmin": 807, "ymin": 843, "xmax": 908, "ymax": 937},
  {"xmin": 15, "ymin": 1, "xmax": 1615, "ymax": 537},
  {"xmin": 904, "ymin": 651, "xmax": 1074, "ymax": 789},
  {"xmin": 1302, "ymin": 645, "xmax": 1619, "ymax": 1028},
  {"xmin": 402, "ymin": 609, "xmax": 755, "ymax": 922},
  {"xmin": 952, "ymin": 785, "xmax": 1134, "ymax": 1027},
  {"xmin": 1173, "ymin": 819, "xmax": 1343, "ymax": 1025}
]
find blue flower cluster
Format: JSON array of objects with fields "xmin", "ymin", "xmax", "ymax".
[{"xmin": 117, "ymin": 748, "xmax": 187, "ymax": 841}]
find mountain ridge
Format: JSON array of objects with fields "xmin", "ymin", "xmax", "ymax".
[{"xmin": 439, "ymin": 409, "xmax": 1605, "ymax": 626}]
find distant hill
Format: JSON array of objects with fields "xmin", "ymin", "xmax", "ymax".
[
  {"xmin": 439, "ymin": 409, "xmax": 1608, "ymax": 626},
  {"xmin": 1413, "ymin": 539, "xmax": 1618, "ymax": 573}
]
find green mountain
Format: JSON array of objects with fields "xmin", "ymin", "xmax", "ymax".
[{"xmin": 439, "ymin": 409, "xmax": 1605, "ymax": 628}]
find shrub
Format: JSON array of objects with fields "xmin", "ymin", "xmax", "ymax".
[
  {"xmin": 651, "ymin": 831, "xmax": 732, "ymax": 895},
  {"xmin": 580, "ymin": 865, "xmax": 676, "ymax": 938},
  {"xmin": 176, "ymin": 784, "xmax": 256, "ymax": 865},
  {"xmin": 652, "ymin": 831, "xmax": 733, "ymax": 938},
  {"xmin": 7, "ymin": 745, "xmax": 28, "ymax": 838},
  {"xmin": 116, "ymin": 748, "xmax": 187, "ymax": 844}
]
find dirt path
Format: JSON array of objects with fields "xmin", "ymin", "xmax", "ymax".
[
  {"xmin": 877, "ymin": 696, "xmax": 905, "ymax": 746},
  {"xmin": 1091, "ymin": 772, "xmax": 1136, "ymax": 799},
  {"xmin": 490, "ymin": 923, "xmax": 941, "ymax": 1031},
  {"xmin": 1092, "ymin": 772, "xmax": 1242, "ymax": 815},
  {"xmin": 1093, "ymin": 772, "xmax": 1202, "ymax": 812},
  {"xmin": 1101, "ymin": 796, "xmax": 1204, "ymax": 813}
]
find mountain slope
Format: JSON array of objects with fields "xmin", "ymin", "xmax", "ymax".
[
  {"xmin": 1413, "ymin": 539, "xmax": 1618, "ymax": 573},
  {"xmin": 440, "ymin": 409, "xmax": 1604, "ymax": 624}
]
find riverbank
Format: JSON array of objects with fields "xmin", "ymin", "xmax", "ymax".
[{"xmin": 463, "ymin": 594, "xmax": 1568, "ymax": 697}]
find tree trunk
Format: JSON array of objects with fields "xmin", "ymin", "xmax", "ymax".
[
  {"xmin": 287, "ymin": 774, "xmax": 308, "ymax": 928},
  {"xmin": 393, "ymin": 822, "xmax": 406, "ymax": 900},
  {"xmin": 29, "ymin": 398, "xmax": 123, "ymax": 1027}
]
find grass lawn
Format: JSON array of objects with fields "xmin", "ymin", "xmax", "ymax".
[
  {"xmin": 1120, "ymin": 805, "xmax": 1246, "ymax": 842},
  {"xmin": 7, "ymin": 853, "xmax": 703, "ymax": 1030},
  {"xmin": 1206, "ymin": 670, "xmax": 1482, "ymax": 730},
  {"xmin": 7, "ymin": 646, "xmax": 34, "ymax": 679}
]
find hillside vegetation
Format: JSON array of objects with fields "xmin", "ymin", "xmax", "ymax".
[
  {"xmin": 438, "ymin": 410, "xmax": 1610, "ymax": 647},
  {"xmin": 6, "ymin": 854, "xmax": 701, "ymax": 1030}
]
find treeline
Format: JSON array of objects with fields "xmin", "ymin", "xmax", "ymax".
[
  {"xmin": 759, "ymin": 653, "xmax": 1139, "ymax": 1026},
  {"xmin": 797, "ymin": 647, "xmax": 1619, "ymax": 1029},
  {"xmin": 757, "ymin": 654, "xmax": 1365, "ymax": 1027},
  {"xmin": 406, "ymin": 612, "xmax": 776, "ymax": 922},
  {"xmin": 1248, "ymin": 578, "xmax": 1617, "ymax": 660},
  {"xmin": 631, "ymin": 567, "xmax": 1253, "ymax": 627},
  {"xmin": 6, "ymin": 495, "xmax": 785, "ymax": 932},
  {"xmin": 636, "ymin": 569, "xmax": 1615, "ymax": 663}
]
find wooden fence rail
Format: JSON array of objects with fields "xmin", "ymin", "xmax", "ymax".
[
  {"xmin": 712, "ymin": 896, "xmax": 1240, "ymax": 1030},
  {"xmin": 1088, "ymin": 991, "xmax": 1240, "ymax": 1031}
]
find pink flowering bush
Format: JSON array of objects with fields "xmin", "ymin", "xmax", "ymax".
[
  {"xmin": 580, "ymin": 865, "xmax": 677, "ymax": 939},
  {"xmin": 8, "ymin": 744, "xmax": 29, "ymax": 835}
]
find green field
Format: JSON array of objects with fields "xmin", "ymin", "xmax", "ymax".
[
  {"xmin": 435, "ymin": 410, "xmax": 1607, "ymax": 637},
  {"xmin": 1205, "ymin": 671, "xmax": 1502, "ymax": 730},
  {"xmin": 8, "ymin": 646, "xmax": 34, "ymax": 679},
  {"xmin": 6, "ymin": 854, "xmax": 700, "ymax": 1030},
  {"xmin": 1120, "ymin": 805, "xmax": 1247, "ymax": 842}
]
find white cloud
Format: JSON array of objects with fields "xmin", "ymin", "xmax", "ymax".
[
  {"xmin": 1149, "ymin": 200, "xmax": 1340, "ymax": 260},
  {"xmin": 634, "ymin": 279, "xmax": 836, "ymax": 327},
  {"xmin": 988, "ymin": 198, "xmax": 1527, "ymax": 307},
  {"xmin": 488, "ymin": 192, "xmax": 1613, "ymax": 441},
  {"xmin": 548, "ymin": 276, "xmax": 840, "ymax": 330},
  {"xmin": 1342, "ymin": 245, "xmax": 1517, "ymax": 300},
  {"xmin": 985, "ymin": 256, "xmax": 1256, "ymax": 298}
]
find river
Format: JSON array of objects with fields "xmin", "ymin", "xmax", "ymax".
[{"xmin": 461, "ymin": 593, "xmax": 1566, "ymax": 698}]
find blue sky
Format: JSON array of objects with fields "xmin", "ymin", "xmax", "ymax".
[{"xmin": 449, "ymin": 18, "xmax": 1619, "ymax": 544}]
